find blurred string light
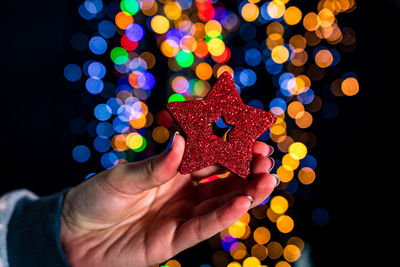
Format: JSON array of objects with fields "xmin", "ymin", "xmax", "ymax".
[{"xmin": 63, "ymin": 0, "xmax": 358, "ymax": 266}]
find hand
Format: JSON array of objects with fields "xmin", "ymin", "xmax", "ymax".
[{"xmin": 60, "ymin": 133, "xmax": 278, "ymax": 267}]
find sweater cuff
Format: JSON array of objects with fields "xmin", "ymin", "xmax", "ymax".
[{"xmin": 7, "ymin": 188, "xmax": 71, "ymax": 267}]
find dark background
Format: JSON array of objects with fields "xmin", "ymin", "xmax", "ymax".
[{"xmin": 0, "ymin": 0, "xmax": 392, "ymax": 266}]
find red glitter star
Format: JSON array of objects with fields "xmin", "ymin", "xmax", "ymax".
[{"xmin": 166, "ymin": 71, "xmax": 277, "ymax": 179}]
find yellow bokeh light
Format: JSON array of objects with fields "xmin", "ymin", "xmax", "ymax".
[
  {"xmin": 284, "ymin": 6, "xmax": 302, "ymax": 25},
  {"xmin": 277, "ymin": 135, "xmax": 294, "ymax": 153},
  {"xmin": 266, "ymin": 207, "xmax": 280, "ymax": 223},
  {"xmin": 180, "ymin": 35, "xmax": 197, "ymax": 52},
  {"xmin": 271, "ymin": 45, "xmax": 289, "ymax": 64},
  {"xmin": 295, "ymin": 111, "xmax": 313, "ymax": 128},
  {"xmin": 160, "ymin": 40, "xmax": 180, "ymax": 57},
  {"xmin": 192, "ymin": 22, "xmax": 206, "ymax": 39},
  {"xmin": 112, "ymin": 134, "xmax": 128, "ymax": 151},
  {"xmin": 194, "ymin": 40, "xmax": 209, "ymax": 58},
  {"xmin": 152, "ymin": 126, "xmax": 170, "ymax": 143},
  {"xmin": 141, "ymin": 52, "xmax": 156, "ymax": 69},
  {"xmin": 318, "ymin": 8, "xmax": 335, "ymax": 27},
  {"xmin": 165, "ymin": 259, "xmax": 181, "ymax": 267},
  {"xmin": 290, "ymin": 48, "xmax": 308, "ymax": 67},
  {"xmin": 141, "ymin": 0, "xmax": 157, "ymax": 16},
  {"xmin": 129, "ymin": 114, "xmax": 146, "ymax": 129},
  {"xmin": 243, "ymin": 256, "xmax": 261, "ymax": 267},
  {"xmin": 287, "ymin": 101, "xmax": 304, "ymax": 119},
  {"xmin": 196, "ymin": 62, "xmax": 213, "ymax": 80},
  {"xmin": 284, "ymin": 244, "xmax": 301, "ymax": 262},
  {"xmin": 303, "ymin": 12, "xmax": 321, "ymax": 31},
  {"xmin": 151, "ymin": 15, "xmax": 169, "ymax": 34},
  {"xmin": 277, "ymin": 166, "xmax": 294, "ymax": 183},
  {"xmin": 267, "ymin": 0, "xmax": 286, "ymax": 19},
  {"xmin": 241, "ymin": 3, "xmax": 260, "ymax": 22},
  {"xmin": 282, "ymin": 154, "xmax": 300, "ymax": 171},
  {"xmin": 266, "ymin": 241, "xmax": 283, "ymax": 260},
  {"xmin": 288, "ymin": 236, "xmax": 305, "ymax": 251},
  {"xmin": 239, "ymin": 212, "xmax": 251, "ymax": 224},
  {"xmin": 315, "ymin": 49, "xmax": 333, "ymax": 68},
  {"xmin": 126, "ymin": 132, "xmax": 143, "ymax": 149},
  {"xmin": 266, "ymin": 33, "xmax": 284, "ymax": 50},
  {"xmin": 297, "ymin": 75, "xmax": 311, "ymax": 92},
  {"xmin": 267, "ymin": 22, "xmax": 284, "ymax": 35},
  {"xmin": 270, "ymin": 196, "xmax": 289, "ymax": 214},
  {"xmin": 229, "ymin": 220, "xmax": 247, "ymax": 238},
  {"xmin": 277, "ymin": 215, "xmax": 294, "ymax": 233},
  {"xmin": 270, "ymin": 124, "xmax": 286, "ymax": 136},
  {"xmin": 305, "ymin": 31, "xmax": 322, "ymax": 46},
  {"xmin": 227, "ymin": 262, "xmax": 242, "ymax": 267},
  {"xmin": 230, "ymin": 242, "xmax": 248, "ymax": 260},
  {"xmin": 289, "ymin": 142, "xmax": 307, "ymax": 160},
  {"xmin": 216, "ymin": 65, "xmax": 234, "ymax": 78},
  {"xmin": 289, "ymin": 35, "xmax": 307, "ymax": 49},
  {"xmin": 205, "ymin": 20, "xmax": 222, "ymax": 38},
  {"xmin": 253, "ymin": 227, "xmax": 271, "ymax": 245},
  {"xmin": 341, "ymin": 77, "xmax": 359, "ymax": 96},
  {"xmin": 164, "ymin": 2, "xmax": 182, "ymax": 20},
  {"xmin": 251, "ymin": 244, "xmax": 268, "ymax": 261},
  {"xmin": 298, "ymin": 167, "xmax": 316, "ymax": 185},
  {"xmin": 207, "ymin": 38, "xmax": 225, "ymax": 56},
  {"xmin": 275, "ymin": 261, "xmax": 291, "ymax": 267}
]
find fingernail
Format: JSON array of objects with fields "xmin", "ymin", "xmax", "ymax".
[
  {"xmin": 268, "ymin": 158, "xmax": 275, "ymax": 172},
  {"xmin": 164, "ymin": 131, "xmax": 179, "ymax": 154},
  {"xmin": 245, "ymin": 195, "xmax": 254, "ymax": 205},
  {"xmin": 267, "ymin": 145, "xmax": 274, "ymax": 156},
  {"xmin": 272, "ymin": 174, "xmax": 280, "ymax": 188}
]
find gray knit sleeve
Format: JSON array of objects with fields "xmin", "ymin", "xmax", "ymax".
[{"xmin": 0, "ymin": 189, "xmax": 38, "ymax": 267}]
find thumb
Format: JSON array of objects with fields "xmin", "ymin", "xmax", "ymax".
[{"xmin": 108, "ymin": 132, "xmax": 185, "ymax": 194}]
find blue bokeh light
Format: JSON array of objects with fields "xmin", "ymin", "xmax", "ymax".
[
  {"xmin": 89, "ymin": 36, "xmax": 108, "ymax": 55},
  {"xmin": 86, "ymin": 77, "xmax": 104, "ymax": 94},
  {"xmin": 94, "ymin": 103, "xmax": 112, "ymax": 121},
  {"xmin": 72, "ymin": 145, "xmax": 91, "ymax": 162},
  {"xmin": 245, "ymin": 48, "xmax": 262, "ymax": 67},
  {"xmin": 98, "ymin": 20, "xmax": 116, "ymax": 38},
  {"xmin": 312, "ymin": 208, "xmax": 329, "ymax": 226},
  {"xmin": 64, "ymin": 64, "xmax": 82, "ymax": 82}
]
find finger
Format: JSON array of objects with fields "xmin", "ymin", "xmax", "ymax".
[
  {"xmin": 195, "ymin": 175, "xmax": 245, "ymax": 202},
  {"xmin": 172, "ymin": 195, "xmax": 251, "ymax": 254},
  {"xmin": 251, "ymin": 155, "xmax": 275, "ymax": 174},
  {"xmin": 192, "ymin": 189, "xmax": 242, "ymax": 217},
  {"xmin": 243, "ymin": 172, "xmax": 278, "ymax": 208},
  {"xmin": 252, "ymin": 141, "xmax": 274, "ymax": 157},
  {"xmin": 103, "ymin": 132, "xmax": 185, "ymax": 194},
  {"xmin": 194, "ymin": 154, "xmax": 274, "ymax": 201}
]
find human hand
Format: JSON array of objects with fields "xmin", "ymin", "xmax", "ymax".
[{"xmin": 60, "ymin": 133, "xmax": 278, "ymax": 267}]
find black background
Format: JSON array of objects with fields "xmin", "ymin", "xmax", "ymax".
[{"xmin": 0, "ymin": 0, "xmax": 393, "ymax": 266}]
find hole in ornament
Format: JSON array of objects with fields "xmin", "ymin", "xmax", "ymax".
[{"xmin": 209, "ymin": 117, "xmax": 234, "ymax": 141}]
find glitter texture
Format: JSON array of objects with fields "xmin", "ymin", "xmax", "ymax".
[{"xmin": 167, "ymin": 71, "xmax": 277, "ymax": 179}]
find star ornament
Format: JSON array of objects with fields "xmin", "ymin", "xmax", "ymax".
[{"xmin": 166, "ymin": 71, "xmax": 277, "ymax": 179}]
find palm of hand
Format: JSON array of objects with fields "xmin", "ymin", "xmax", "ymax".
[{"xmin": 61, "ymin": 135, "xmax": 276, "ymax": 267}]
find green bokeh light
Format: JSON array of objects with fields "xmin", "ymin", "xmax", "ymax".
[
  {"xmin": 175, "ymin": 50, "xmax": 194, "ymax": 68},
  {"xmin": 205, "ymin": 33, "xmax": 223, "ymax": 43},
  {"xmin": 120, "ymin": 0, "xmax": 139, "ymax": 15},
  {"xmin": 132, "ymin": 136, "xmax": 147, "ymax": 152},
  {"xmin": 168, "ymin": 93, "xmax": 186, "ymax": 103},
  {"xmin": 110, "ymin": 47, "xmax": 128, "ymax": 65}
]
